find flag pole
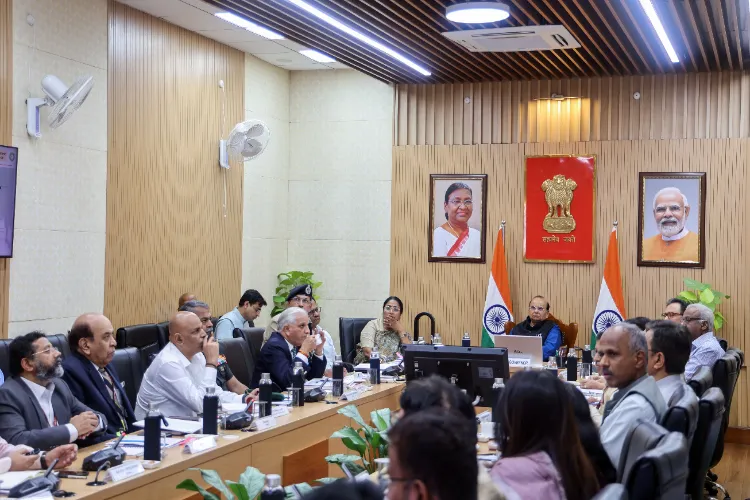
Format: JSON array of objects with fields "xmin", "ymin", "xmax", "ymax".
[{"xmin": 500, "ymin": 220, "xmax": 506, "ymax": 242}]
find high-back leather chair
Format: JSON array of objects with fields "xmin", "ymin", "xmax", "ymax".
[
  {"xmin": 617, "ymin": 419, "xmax": 669, "ymax": 482},
  {"xmin": 661, "ymin": 385, "xmax": 698, "ymax": 447},
  {"xmin": 717, "ymin": 337, "xmax": 728, "ymax": 351},
  {"xmin": 687, "ymin": 365, "xmax": 713, "ymax": 397},
  {"xmin": 686, "ymin": 388, "xmax": 724, "ymax": 500},
  {"xmin": 339, "ymin": 317, "xmax": 375, "ymax": 364},
  {"xmin": 116, "ymin": 324, "xmax": 162, "ymax": 369},
  {"xmin": 0, "ymin": 339, "xmax": 10, "ymax": 380},
  {"xmin": 591, "ymin": 484, "xmax": 627, "ymax": 500},
  {"xmin": 47, "ymin": 333, "xmax": 70, "ymax": 360},
  {"xmin": 233, "ymin": 327, "xmax": 265, "ymax": 364},
  {"xmin": 110, "ymin": 347, "xmax": 144, "ymax": 408},
  {"xmin": 155, "ymin": 321, "xmax": 169, "ymax": 349},
  {"xmin": 219, "ymin": 338, "xmax": 254, "ymax": 387},
  {"xmin": 623, "ymin": 431, "xmax": 688, "ymax": 500},
  {"xmin": 502, "ymin": 313, "xmax": 579, "ymax": 348}
]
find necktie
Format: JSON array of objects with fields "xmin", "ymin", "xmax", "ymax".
[{"xmin": 99, "ymin": 368, "xmax": 127, "ymax": 432}]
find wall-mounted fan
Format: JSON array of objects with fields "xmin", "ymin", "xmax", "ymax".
[
  {"xmin": 219, "ymin": 120, "xmax": 270, "ymax": 168},
  {"xmin": 26, "ymin": 74, "xmax": 94, "ymax": 138}
]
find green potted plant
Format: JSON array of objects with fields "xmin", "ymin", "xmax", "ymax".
[
  {"xmin": 177, "ymin": 467, "xmax": 314, "ymax": 499},
  {"xmin": 325, "ymin": 405, "xmax": 391, "ymax": 475},
  {"xmin": 677, "ymin": 278, "xmax": 729, "ymax": 331},
  {"xmin": 272, "ymin": 271, "xmax": 323, "ymax": 316}
]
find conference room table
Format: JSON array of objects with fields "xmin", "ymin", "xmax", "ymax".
[{"xmin": 57, "ymin": 383, "xmax": 404, "ymax": 500}]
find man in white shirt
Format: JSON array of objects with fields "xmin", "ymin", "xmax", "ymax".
[
  {"xmin": 597, "ymin": 323, "xmax": 666, "ymax": 467},
  {"xmin": 645, "ymin": 320, "xmax": 696, "ymax": 406},
  {"xmin": 135, "ymin": 311, "xmax": 249, "ymax": 419},
  {"xmin": 309, "ymin": 299, "xmax": 337, "ymax": 377},
  {"xmin": 0, "ymin": 332, "xmax": 106, "ymax": 450},
  {"xmin": 0, "ymin": 436, "xmax": 77, "ymax": 473},
  {"xmin": 682, "ymin": 303, "xmax": 725, "ymax": 381}
]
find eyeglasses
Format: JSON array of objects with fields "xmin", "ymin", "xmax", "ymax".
[
  {"xmin": 32, "ymin": 345, "xmax": 59, "ymax": 357},
  {"xmin": 661, "ymin": 312, "xmax": 682, "ymax": 319},
  {"xmin": 291, "ymin": 296, "xmax": 311, "ymax": 305},
  {"xmin": 529, "ymin": 306, "xmax": 546, "ymax": 312},
  {"xmin": 310, "ymin": 307, "xmax": 322, "ymax": 314},
  {"xmin": 447, "ymin": 199, "xmax": 473, "ymax": 208},
  {"xmin": 681, "ymin": 316, "xmax": 702, "ymax": 324},
  {"xmin": 384, "ymin": 305, "xmax": 401, "ymax": 313}
]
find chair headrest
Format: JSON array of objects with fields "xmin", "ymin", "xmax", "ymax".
[
  {"xmin": 688, "ymin": 366, "xmax": 713, "ymax": 396},
  {"xmin": 631, "ymin": 432, "xmax": 689, "ymax": 494},
  {"xmin": 619, "ymin": 419, "xmax": 668, "ymax": 480}
]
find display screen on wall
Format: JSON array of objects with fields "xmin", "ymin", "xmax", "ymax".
[{"xmin": 0, "ymin": 145, "xmax": 18, "ymax": 258}]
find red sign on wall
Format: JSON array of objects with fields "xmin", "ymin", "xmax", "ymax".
[{"xmin": 524, "ymin": 155, "xmax": 596, "ymax": 263}]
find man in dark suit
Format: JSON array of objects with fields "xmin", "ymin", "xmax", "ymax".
[
  {"xmin": 0, "ymin": 332, "xmax": 107, "ymax": 450},
  {"xmin": 251, "ymin": 307, "xmax": 326, "ymax": 390},
  {"xmin": 62, "ymin": 314, "xmax": 136, "ymax": 439}
]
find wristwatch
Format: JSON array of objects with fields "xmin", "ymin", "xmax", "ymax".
[{"xmin": 39, "ymin": 450, "xmax": 48, "ymax": 470}]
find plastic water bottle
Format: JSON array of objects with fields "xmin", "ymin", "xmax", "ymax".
[
  {"xmin": 258, "ymin": 373, "xmax": 273, "ymax": 418},
  {"xmin": 581, "ymin": 345, "xmax": 593, "ymax": 379},
  {"xmin": 433, "ymin": 333, "xmax": 443, "ymax": 346},
  {"xmin": 259, "ymin": 474, "xmax": 285, "ymax": 500},
  {"xmin": 369, "ymin": 347, "xmax": 381, "ymax": 385},
  {"xmin": 332, "ymin": 355, "xmax": 344, "ymax": 398},
  {"xmin": 292, "ymin": 362, "xmax": 305, "ymax": 407},
  {"xmin": 202, "ymin": 386, "xmax": 219, "ymax": 434},
  {"xmin": 491, "ymin": 378, "xmax": 505, "ymax": 423},
  {"xmin": 462, "ymin": 332, "xmax": 471, "ymax": 347},
  {"xmin": 567, "ymin": 348, "xmax": 578, "ymax": 382},
  {"xmin": 143, "ymin": 403, "xmax": 165, "ymax": 461}
]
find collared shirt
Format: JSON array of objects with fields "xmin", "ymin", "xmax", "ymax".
[
  {"xmin": 20, "ymin": 378, "xmax": 78, "ymax": 443},
  {"xmin": 315, "ymin": 326, "xmax": 336, "ymax": 370},
  {"xmin": 215, "ymin": 307, "xmax": 247, "ymax": 340},
  {"xmin": 685, "ymin": 331, "xmax": 724, "ymax": 381},
  {"xmin": 283, "ymin": 336, "xmax": 325, "ymax": 366},
  {"xmin": 656, "ymin": 374, "xmax": 685, "ymax": 405},
  {"xmin": 135, "ymin": 342, "xmax": 243, "ymax": 420}
]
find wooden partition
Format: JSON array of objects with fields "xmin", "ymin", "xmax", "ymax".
[
  {"xmin": 0, "ymin": 0, "xmax": 11, "ymax": 338},
  {"xmin": 105, "ymin": 2, "xmax": 245, "ymax": 327}
]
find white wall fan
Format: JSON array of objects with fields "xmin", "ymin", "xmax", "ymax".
[
  {"xmin": 219, "ymin": 119, "xmax": 271, "ymax": 168},
  {"xmin": 26, "ymin": 74, "xmax": 94, "ymax": 138}
]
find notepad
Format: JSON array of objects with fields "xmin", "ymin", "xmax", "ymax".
[
  {"xmin": 0, "ymin": 470, "xmax": 40, "ymax": 489},
  {"xmin": 104, "ymin": 436, "xmax": 183, "ymax": 457},
  {"xmin": 132, "ymin": 418, "xmax": 203, "ymax": 434}
]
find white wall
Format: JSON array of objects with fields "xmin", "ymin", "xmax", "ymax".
[
  {"xmin": 8, "ymin": 0, "xmax": 108, "ymax": 336},
  {"xmin": 288, "ymin": 70, "xmax": 393, "ymax": 346}
]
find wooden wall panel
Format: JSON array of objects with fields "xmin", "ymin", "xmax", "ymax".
[
  {"xmin": 394, "ymin": 72, "xmax": 750, "ymax": 145},
  {"xmin": 391, "ymin": 140, "xmax": 749, "ymax": 426},
  {"xmin": 0, "ymin": 0, "xmax": 11, "ymax": 339},
  {"xmin": 105, "ymin": 2, "xmax": 244, "ymax": 327}
]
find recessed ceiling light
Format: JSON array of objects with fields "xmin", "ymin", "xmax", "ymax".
[
  {"xmin": 637, "ymin": 0, "xmax": 679, "ymax": 63},
  {"xmin": 283, "ymin": 0, "xmax": 431, "ymax": 76},
  {"xmin": 215, "ymin": 12, "xmax": 284, "ymax": 40},
  {"xmin": 299, "ymin": 49, "xmax": 336, "ymax": 63},
  {"xmin": 445, "ymin": 2, "xmax": 511, "ymax": 24},
  {"xmin": 276, "ymin": 58, "xmax": 293, "ymax": 64},
  {"xmin": 532, "ymin": 93, "xmax": 579, "ymax": 101}
]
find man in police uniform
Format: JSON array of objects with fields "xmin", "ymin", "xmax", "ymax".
[{"xmin": 263, "ymin": 285, "xmax": 314, "ymax": 342}]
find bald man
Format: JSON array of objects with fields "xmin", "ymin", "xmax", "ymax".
[
  {"xmin": 62, "ymin": 313, "xmax": 136, "ymax": 441},
  {"xmin": 642, "ymin": 187, "xmax": 700, "ymax": 262},
  {"xmin": 135, "ymin": 311, "xmax": 248, "ymax": 419},
  {"xmin": 178, "ymin": 293, "xmax": 197, "ymax": 310}
]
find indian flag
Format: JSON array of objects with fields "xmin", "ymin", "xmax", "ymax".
[
  {"xmin": 591, "ymin": 225, "xmax": 626, "ymax": 348},
  {"xmin": 481, "ymin": 226, "xmax": 514, "ymax": 347}
]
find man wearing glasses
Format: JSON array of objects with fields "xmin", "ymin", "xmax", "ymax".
[
  {"xmin": 508, "ymin": 295, "xmax": 562, "ymax": 361},
  {"xmin": 0, "ymin": 332, "xmax": 107, "ymax": 450},
  {"xmin": 263, "ymin": 284, "xmax": 314, "ymax": 342},
  {"xmin": 215, "ymin": 289, "xmax": 267, "ymax": 340},
  {"xmin": 661, "ymin": 297, "xmax": 688, "ymax": 324},
  {"xmin": 682, "ymin": 303, "xmax": 724, "ymax": 381}
]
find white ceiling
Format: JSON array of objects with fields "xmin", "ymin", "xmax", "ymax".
[{"xmin": 116, "ymin": 0, "xmax": 349, "ymax": 71}]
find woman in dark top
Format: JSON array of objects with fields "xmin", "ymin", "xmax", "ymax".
[{"xmin": 564, "ymin": 384, "xmax": 617, "ymax": 486}]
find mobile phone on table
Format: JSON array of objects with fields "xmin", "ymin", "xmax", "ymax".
[{"xmin": 57, "ymin": 470, "xmax": 89, "ymax": 479}]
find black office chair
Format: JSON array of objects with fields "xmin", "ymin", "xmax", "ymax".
[
  {"xmin": 687, "ymin": 365, "xmax": 712, "ymax": 397},
  {"xmin": 623, "ymin": 431, "xmax": 688, "ymax": 500},
  {"xmin": 155, "ymin": 321, "xmax": 169, "ymax": 348},
  {"xmin": 617, "ymin": 419, "xmax": 669, "ymax": 482},
  {"xmin": 47, "ymin": 334, "xmax": 71, "ymax": 359},
  {"xmin": 338, "ymin": 317, "xmax": 374, "ymax": 364},
  {"xmin": 705, "ymin": 351, "xmax": 740, "ymax": 498},
  {"xmin": 0, "ymin": 339, "xmax": 10, "ymax": 380},
  {"xmin": 110, "ymin": 347, "xmax": 144, "ymax": 408},
  {"xmin": 591, "ymin": 484, "xmax": 627, "ymax": 500},
  {"xmin": 686, "ymin": 388, "xmax": 724, "ymax": 500},
  {"xmin": 661, "ymin": 384, "xmax": 698, "ymax": 446},
  {"xmin": 219, "ymin": 338, "xmax": 254, "ymax": 388},
  {"xmin": 116, "ymin": 323, "xmax": 162, "ymax": 369},
  {"xmin": 233, "ymin": 327, "xmax": 265, "ymax": 364}
]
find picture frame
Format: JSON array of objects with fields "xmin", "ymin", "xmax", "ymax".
[
  {"xmin": 637, "ymin": 172, "xmax": 706, "ymax": 268},
  {"xmin": 428, "ymin": 174, "xmax": 487, "ymax": 263}
]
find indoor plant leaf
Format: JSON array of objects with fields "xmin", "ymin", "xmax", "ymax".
[
  {"xmin": 699, "ymin": 288, "xmax": 715, "ymax": 305},
  {"xmin": 238, "ymin": 467, "xmax": 266, "ymax": 499},
  {"xmin": 225, "ymin": 481, "xmax": 250, "ymax": 500},
  {"xmin": 370, "ymin": 408, "xmax": 391, "ymax": 431},
  {"xmin": 324, "ymin": 454, "xmax": 362, "ymax": 464},
  {"xmin": 176, "ymin": 479, "xmax": 221, "ymax": 500},
  {"xmin": 331, "ymin": 427, "xmax": 367, "ymax": 453},
  {"xmin": 193, "ymin": 469, "xmax": 235, "ymax": 500},
  {"xmin": 315, "ymin": 477, "xmax": 338, "ymax": 485},
  {"xmin": 677, "ymin": 291, "xmax": 698, "ymax": 303},
  {"xmin": 338, "ymin": 404, "xmax": 367, "ymax": 428},
  {"xmin": 683, "ymin": 278, "xmax": 707, "ymax": 291}
]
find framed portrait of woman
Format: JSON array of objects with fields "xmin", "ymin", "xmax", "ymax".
[{"xmin": 428, "ymin": 174, "xmax": 488, "ymax": 263}]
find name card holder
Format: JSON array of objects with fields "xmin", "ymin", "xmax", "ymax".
[
  {"xmin": 508, "ymin": 356, "xmax": 531, "ymax": 368},
  {"xmin": 184, "ymin": 436, "xmax": 217, "ymax": 454},
  {"xmin": 578, "ymin": 388, "xmax": 604, "ymax": 400},
  {"xmin": 255, "ymin": 416, "xmax": 277, "ymax": 431},
  {"xmin": 106, "ymin": 460, "xmax": 145, "ymax": 483},
  {"xmin": 476, "ymin": 411, "xmax": 492, "ymax": 423},
  {"xmin": 271, "ymin": 406, "xmax": 290, "ymax": 418}
]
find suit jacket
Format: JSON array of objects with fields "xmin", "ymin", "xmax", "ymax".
[
  {"xmin": 62, "ymin": 352, "xmax": 136, "ymax": 439},
  {"xmin": 0, "ymin": 376, "xmax": 107, "ymax": 450},
  {"xmin": 251, "ymin": 332, "xmax": 326, "ymax": 390}
]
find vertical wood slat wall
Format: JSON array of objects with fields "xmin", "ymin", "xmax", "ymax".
[
  {"xmin": 391, "ymin": 77, "xmax": 750, "ymax": 427},
  {"xmin": 105, "ymin": 2, "xmax": 244, "ymax": 328},
  {"xmin": 0, "ymin": 0, "xmax": 11, "ymax": 339}
]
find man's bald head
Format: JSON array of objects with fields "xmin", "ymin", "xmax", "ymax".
[
  {"xmin": 596, "ymin": 322, "xmax": 647, "ymax": 389},
  {"xmin": 178, "ymin": 293, "xmax": 197, "ymax": 309},
  {"xmin": 169, "ymin": 311, "xmax": 206, "ymax": 359},
  {"xmin": 68, "ymin": 313, "xmax": 116, "ymax": 368}
]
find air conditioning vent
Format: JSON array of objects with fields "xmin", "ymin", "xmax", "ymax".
[{"xmin": 443, "ymin": 25, "xmax": 581, "ymax": 52}]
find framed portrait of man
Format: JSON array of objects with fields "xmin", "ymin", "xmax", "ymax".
[
  {"xmin": 428, "ymin": 174, "xmax": 487, "ymax": 263},
  {"xmin": 637, "ymin": 172, "xmax": 706, "ymax": 268}
]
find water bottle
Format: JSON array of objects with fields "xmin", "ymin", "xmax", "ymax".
[
  {"xmin": 581, "ymin": 345, "xmax": 593, "ymax": 379},
  {"xmin": 332, "ymin": 355, "xmax": 344, "ymax": 398},
  {"xmin": 202, "ymin": 386, "xmax": 219, "ymax": 434},
  {"xmin": 369, "ymin": 347, "xmax": 381, "ymax": 385},
  {"xmin": 292, "ymin": 362, "xmax": 305, "ymax": 407},
  {"xmin": 143, "ymin": 403, "xmax": 166, "ymax": 461},
  {"xmin": 258, "ymin": 373, "xmax": 273, "ymax": 418},
  {"xmin": 259, "ymin": 474, "xmax": 285, "ymax": 500},
  {"xmin": 433, "ymin": 333, "xmax": 443, "ymax": 346},
  {"xmin": 462, "ymin": 332, "xmax": 471, "ymax": 347},
  {"xmin": 566, "ymin": 348, "xmax": 578, "ymax": 382},
  {"xmin": 491, "ymin": 378, "xmax": 505, "ymax": 423},
  {"xmin": 417, "ymin": 336, "xmax": 424, "ymax": 345}
]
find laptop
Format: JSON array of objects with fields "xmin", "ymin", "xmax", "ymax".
[{"xmin": 492, "ymin": 335, "xmax": 544, "ymax": 367}]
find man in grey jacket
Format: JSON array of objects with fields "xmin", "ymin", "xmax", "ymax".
[
  {"xmin": 597, "ymin": 322, "xmax": 667, "ymax": 468},
  {"xmin": 0, "ymin": 332, "xmax": 107, "ymax": 450}
]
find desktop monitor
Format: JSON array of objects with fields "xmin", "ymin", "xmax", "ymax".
[
  {"xmin": 403, "ymin": 345, "xmax": 509, "ymax": 405},
  {"xmin": 0, "ymin": 145, "xmax": 18, "ymax": 257}
]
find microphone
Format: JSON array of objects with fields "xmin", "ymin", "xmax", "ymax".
[
  {"xmin": 86, "ymin": 461, "xmax": 111, "ymax": 487},
  {"xmin": 8, "ymin": 459, "xmax": 60, "ymax": 497}
]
